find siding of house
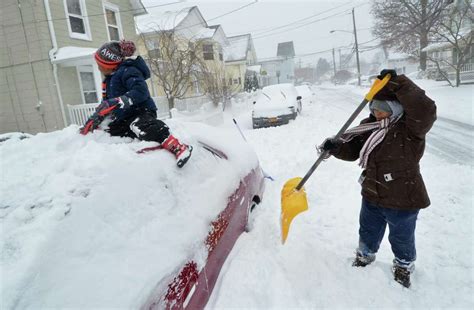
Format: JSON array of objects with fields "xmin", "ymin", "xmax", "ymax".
[
  {"xmin": 49, "ymin": 0, "xmax": 139, "ymax": 121},
  {"xmin": 1, "ymin": 0, "xmax": 140, "ymax": 134},
  {"xmin": 225, "ymin": 62, "xmax": 245, "ymax": 92},
  {"xmin": 1, "ymin": 0, "xmax": 63, "ymax": 133}
]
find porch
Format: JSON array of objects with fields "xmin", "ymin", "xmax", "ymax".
[
  {"xmin": 426, "ymin": 62, "xmax": 474, "ymax": 83},
  {"xmin": 67, "ymin": 95, "xmax": 211, "ymax": 126}
]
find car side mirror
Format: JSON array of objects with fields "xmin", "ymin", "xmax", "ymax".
[{"xmin": 296, "ymin": 96, "xmax": 302, "ymax": 100}]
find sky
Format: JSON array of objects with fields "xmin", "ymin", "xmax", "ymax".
[{"xmin": 141, "ymin": 0, "xmax": 378, "ymax": 67}]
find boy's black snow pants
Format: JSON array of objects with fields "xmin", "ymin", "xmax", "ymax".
[{"xmin": 107, "ymin": 109, "xmax": 170, "ymax": 144}]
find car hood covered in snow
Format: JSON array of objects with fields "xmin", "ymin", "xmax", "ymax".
[{"xmin": 0, "ymin": 121, "xmax": 259, "ymax": 308}]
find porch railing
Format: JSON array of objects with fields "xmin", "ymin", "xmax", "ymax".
[
  {"xmin": 67, "ymin": 95, "xmax": 210, "ymax": 126},
  {"xmin": 461, "ymin": 63, "xmax": 473, "ymax": 72},
  {"xmin": 68, "ymin": 103, "xmax": 99, "ymax": 126}
]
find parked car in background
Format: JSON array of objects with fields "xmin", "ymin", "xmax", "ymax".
[{"xmin": 252, "ymin": 83, "xmax": 302, "ymax": 129}]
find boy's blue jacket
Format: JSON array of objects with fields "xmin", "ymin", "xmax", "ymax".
[{"xmin": 104, "ymin": 56, "xmax": 157, "ymax": 119}]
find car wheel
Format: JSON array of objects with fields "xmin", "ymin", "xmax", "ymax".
[{"xmin": 245, "ymin": 201, "xmax": 259, "ymax": 232}]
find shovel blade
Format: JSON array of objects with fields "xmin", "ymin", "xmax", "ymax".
[{"xmin": 281, "ymin": 177, "xmax": 308, "ymax": 244}]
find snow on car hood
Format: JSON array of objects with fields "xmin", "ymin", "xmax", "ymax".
[{"xmin": 0, "ymin": 121, "xmax": 259, "ymax": 308}]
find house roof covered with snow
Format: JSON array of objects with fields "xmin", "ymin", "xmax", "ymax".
[
  {"xmin": 129, "ymin": 0, "xmax": 147, "ymax": 16},
  {"xmin": 225, "ymin": 34, "xmax": 251, "ymax": 62},
  {"xmin": 194, "ymin": 27, "xmax": 217, "ymax": 39},
  {"xmin": 51, "ymin": 47, "xmax": 96, "ymax": 66},
  {"xmin": 136, "ymin": 6, "xmax": 197, "ymax": 33},
  {"xmin": 422, "ymin": 27, "xmax": 472, "ymax": 52},
  {"xmin": 387, "ymin": 52, "xmax": 415, "ymax": 61}
]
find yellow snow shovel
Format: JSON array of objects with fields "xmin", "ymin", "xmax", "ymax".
[{"xmin": 280, "ymin": 75, "xmax": 392, "ymax": 244}]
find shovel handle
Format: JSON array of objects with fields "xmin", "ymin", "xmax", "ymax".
[{"xmin": 294, "ymin": 75, "xmax": 391, "ymax": 191}]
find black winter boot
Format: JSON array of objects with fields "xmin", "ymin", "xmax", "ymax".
[
  {"xmin": 392, "ymin": 265, "xmax": 411, "ymax": 288},
  {"xmin": 352, "ymin": 253, "xmax": 375, "ymax": 267}
]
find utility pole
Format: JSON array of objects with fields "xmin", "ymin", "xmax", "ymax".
[
  {"xmin": 338, "ymin": 49, "xmax": 342, "ymax": 69},
  {"xmin": 352, "ymin": 8, "xmax": 361, "ymax": 86},
  {"xmin": 332, "ymin": 48, "xmax": 337, "ymax": 85}
]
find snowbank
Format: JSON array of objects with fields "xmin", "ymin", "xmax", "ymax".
[{"xmin": 0, "ymin": 121, "xmax": 258, "ymax": 308}]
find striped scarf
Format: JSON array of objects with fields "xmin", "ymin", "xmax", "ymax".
[{"xmin": 340, "ymin": 114, "xmax": 402, "ymax": 169}]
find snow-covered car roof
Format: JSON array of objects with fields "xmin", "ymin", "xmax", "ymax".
[
  {"xmin": 295, "ymin": 85, "xmax": 314, "ymax": 98},
  {"xmin": 253, "ymin": 83, "xmax": 298, "ymax": 116},
  {"xmin": 1, "ymin": 121, "xmax": 260, "ymax": 308}
]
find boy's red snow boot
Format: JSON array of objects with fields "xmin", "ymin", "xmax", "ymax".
[{"xmin": 161, "ymin": 135, "xmax": 193, "ymax": 168}]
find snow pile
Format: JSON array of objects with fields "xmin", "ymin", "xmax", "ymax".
[{"xmin": 0, "ymin": 121, "xmax": 258, "ymax": 308}]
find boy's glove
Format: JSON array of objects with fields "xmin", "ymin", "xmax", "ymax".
[
  {"xmin": 320, "ymin": 138, "xmax": 342, "ymax": 153},
  {"xmin": 317, "ymin": 137, "xmax": 342, "ymax": 159},
  {"xmin": 98, "ymin": 96, "xmax": 133, "ymax": 112},
  {"xmin": 374, "ymin": 69, "xmax": 402, "ymax": 100},
  {"xmin": 79, "ymin": 99, "xmax": 122, "ymax": 135},
  {"xmin": 377, "ymin": 69, "xmax": 397, "ymax": 80}
]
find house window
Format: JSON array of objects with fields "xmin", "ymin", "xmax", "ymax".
[
  {"xmin": 77, "ymin": 66, "xmax": 98, "ymax": 104},
  {"xmin": 203, "ymin": 44, "xmax": 214, "ymax": 60},
  {"xmin": 146, "ymin": 40, "xmax": 161, "ymax": 59},
  {"xmin": 64, "ymin": 0, "xmax": 91, "ymax": 40},
  {"xmin": 238, "ymin": 77, "xmax": 242, "ymax": 85},
  {"xmin": 104, "ymin": 3, "xmax": 123, "ymax": 41},
  {"xmin": 229, "ymin": 78, "xmax": 232, "ymax": 85},
  {"xmin": 233, "ymin": 78, "xmax": 239, "ymax": 84},
  {"xmin": 218, "ymin": 48, "xmax": 223, "ymax": 61}
]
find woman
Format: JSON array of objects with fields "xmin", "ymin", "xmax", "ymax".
[
  {"xmin": 319, "ymin": 70, "xmax": 436, "ymax": 288},
  {"xmin": 87, "ymin": 39, "xmax": 192, "ymax": 168}
]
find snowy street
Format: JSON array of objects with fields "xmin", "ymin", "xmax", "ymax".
[
  {"xmin": 428, "ymin": 116, "xmax": 474, "ymax": 165},
  {"xmin": 209, "ymin": 81, "xmax": 474, "ymax": 308}
]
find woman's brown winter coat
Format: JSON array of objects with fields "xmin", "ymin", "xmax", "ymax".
[{"xmin": 333, "ymin": 75, "xmax": 437, "ymax": 210}]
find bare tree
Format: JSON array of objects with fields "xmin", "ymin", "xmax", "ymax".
[
  {"xmin": 198, "ymin": 61, "xmax": 240, "ymax": 109},
  {"xmin": 140, "ymin": 31, "xmax": 202, "ymax": 111},
  {"xmin": 428, "ymin": 0, "xmax": 473, "ymax": 86},
  {"xmin": 371, "ymin": 0, "xmax": 446, "ymax": 71}
]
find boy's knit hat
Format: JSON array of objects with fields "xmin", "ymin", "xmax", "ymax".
[
  {"xmin": 94, "ymin": 40, "xmax": 136, "ymax": 69},
  {"xmin": 370, "ymin": 99, "xmax": 404, "ymax": 119},
  {"xmin": 370, "ymin": 99, "xmax": 392, "ymax": 114}
]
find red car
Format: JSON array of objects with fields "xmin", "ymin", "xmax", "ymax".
[
  {"xmin": 0, "ymin": 124, "xmax": 265, "ymax": 309},
  {"xmin": 141, "ymin": 140, "xmax": 265, "ymax": 309}
]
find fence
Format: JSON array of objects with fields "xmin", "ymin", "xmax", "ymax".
[
  {"xmin": 67, "ymin": 95, "xmax": 211, "ymax": 126},
  {"xmin": 68, "ymin": 103, "xmax": 99, "ymax": 126}
]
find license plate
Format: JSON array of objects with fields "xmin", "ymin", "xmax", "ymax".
[{"xmin": 269, "ymin": 117, "xmax": 278, "ymax": 123}]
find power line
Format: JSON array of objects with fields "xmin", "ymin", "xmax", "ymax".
[
  {"xmin": 207, "ymin": 1, "xmax": 258, "ymax": 22},
  {"xmin": 2, "ymin": 0, "xmax": 185, "ymax": 28},
  {"xmin": 252, "ymin": 1, "xmax": 353, "ymax": 36},
  {"xmin": 253, "ymin": 3, "xmax": 367, "ymax": 40},
  {"xmin": 137, "ymin": 1, "xmax": 258, "ymax": 34},
  {"xmin": 257, "ymin": 42, "xmax": 355, "ymax": 62}
]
